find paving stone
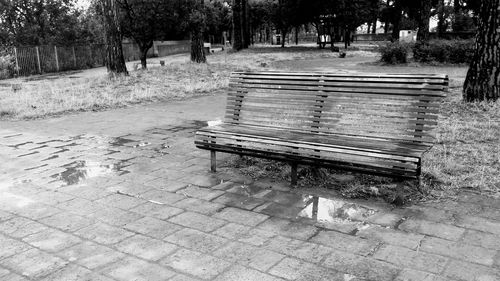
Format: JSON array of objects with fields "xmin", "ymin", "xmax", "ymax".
[
  {"xmin": 212, "ymin": 192, "xmax": 266, "ymax": 210},
  {"xmin": 0, "ymin": 273, "xmax": 29, "ymax": 281},
  {"xmin": 212, "ymin": 222, "xmax": 252, "ymax": 239},
  {"xmin": 399, "ymin": 219, "xmax": 465, "ymax": 241},
  {"xmin": 323, "ymin": 250, "xmax": 400, "ymax": 281},
  {"xmin": 176, "ymin": 185, "xmax": 225, "ymax": 201},
  {"xmin": 144, "ymin": 179, "xmax": 189, "ymax": 192},
  {"xmin": 179, "ymin": 174, "xmax": 221, "ymax": 187},
  {"xmin": 33, "ymin": 190, "xmax": 75, "ymax": 205},
  {"xmin": 443, "ymin": 260, "xmax": 500, "ymax": 281},
  {"xmin": 454, "ymin": 215, "xmax": 500, "ymax": 236},
  {"xmin": 115, "ymin": 234, "xmax": 177, "ymax": 261},
  {"xmin": 373, "ymin": 244, "xmax": 448, "ymax": 274},
  {"xmin": 23, "ymin": 228, "xmax": 81, "ymax": 252},
  {"xmin": 0, "ymin": 248, "xmax": 68, "ymax": 279},
  {"xmin": 420, "ymin": 236, "xmax": 497, "ymax": 266},
  {"xmin": 164, "ymin": 228, "xmax": 229, "ymax": 254},
  {"xmin": 170, "ymin": 274, "xmax": 202, "ymax": 281},
  {"xmin": 168, "ymin": 211, "xmax": 227, "ymax": 232},
  {"xmin": 12, "ymin": 202, "xmax": 62, "ymax": 220},
  {"xmin": 95, "ymin": 193, "xmax": 145, "ymax": 210},
  {"xmin": 58, "ymin": 241, "xmax": 125, "ymax": 269},
  {"xmin": 394, "ymin": 269, "xmax": 451, "ymax": 281},
  {"xmin": 88, "ymin": 206, "xmax": 144, "ymax": 226},
  {"xmin": 211, "ymin": 181, "xmax": 237, "ymax": 190},
  {"xmin": 173, "ymin": 197, "xmax": 224, "ymax": 215},
  {"xmin": 0, "ymin": 217, "xmax": 49, "ymax": 238},
  {"xmin": 213, "ymin": 207, "xmax": 269, "ymax": 227},
  {"xmin": 460, "ymin": 230, "xmax": 500, "ymax": 251},
  {"xmin": 74, "ymin": 222, "xmax": 134, "ymax": 245},
  {"xmin": 269, "ymin": 257, "xmax": 344, "ymax": 281},
  {"xmin": 311, "ymin": 230, "xmax": 379, "ymax": 256},
  {"xmin": 56, "ymin": 198, "xmax": 101, "ymax": 215},
  {"xmin": 0, "ymin": 234, "xmax": 32, "ymax": 259},
  {"xmin": 356, "ymin": 225, "xmax": 424, "ymax": 249},
  {"xmin": 0, "ymin": 267, "xmax": 9, "ymax": 277},
  {"xmin": 58, "ymin": 184, "xmax": 111, "ymax": 200},
  {"xmin": 140, "ymin": 189, "xmax": 186, "ymax": 205},
  {"xmin": 213, "ymin": 241, "xmax": 284, "ymax": 271},
  {"xmin": 264, "ymin": 235, "xmax": 333, "ymax": 264},
  {"xmin": 161, "ymin": 248, "xmax": 231, "ymax": 280},
  {"xmin": 124, "ymin": 216, "xmax": 183, "ymax": 239},
  {"xmin": 364, "ymin": 212, "xmax": 403, "ymax": 227},
  {"xmin": 257, "ymin": 202, "xmax": 304, "ymax": 220},
  {"xmin": 102, "ymin": 256, "xmax": 175, "ymax": 281},
  {"xmin": 39, "ymin": 212, "xmax": 95, "ymax": 232},
  {"xmin": 238, "ymin": 228, "xmax": 277, "ymax": 246},
  {"xmin": 0, "ymin": 210, "xmax": 13, "ymax": 222},
  {"xmin": 39, "ymin": 264, "xmax": 114, "ymax": 281},
  {"xmin": 257, "ymin": 217, "xmax": 318, "ymax": 240},
  {"xmin": 130, "ymin": 202, "xmax": 183, "ymax": 220},
  {"xmin": 214, "ymin": 265, "xmax": 284, "ymax": 281}
]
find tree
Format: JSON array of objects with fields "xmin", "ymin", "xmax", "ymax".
[
  {"xmin": 232, "ymin": 0, "xmax": 243, "ymax": 50},
  {"xmin": 189, "ymin": 1, "xmax": 206, "ymax": 63},
  {"xmin": 117, "ymin": 0, "xmax": 169, "ymax": 69},
  {"xmin": 416, "ymin": 0, "xmax": 431, "ymax": 41},
  {"xmin": 101, "ymin": 0, "xmax": 128, "ymax": 76},
  {"xmin": 0, "ymin": 0, "xmax": 83, "ymax": 45},
  {"xmin": 463, "ymin": 0, "xmax": 499, "ymax": 101}
]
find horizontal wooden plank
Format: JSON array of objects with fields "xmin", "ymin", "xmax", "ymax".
[
  {"xmin": 197, "ymin": 125, "xmax": 431, "ymax": 155},
  {"xmin": 230, "ymin": 79, "xmax": 445, "ymax": 90},
  {"xmin": 231, "ymin": 84, "xmax": 447, "ymax": 97},
  {"xmin": 231, "ymin": 71, "xmax": 448, "ymax": 81},
  {"xmin": 228, "ymin": 89, "xmax": 444, "ymax": 101},
  {"xmin": 226, "ymin": 95, "xmax": 441, "ymax": 108},
  {"xmin": 230, "ymin": 74, "xmax": 448, "ymax": 85}
]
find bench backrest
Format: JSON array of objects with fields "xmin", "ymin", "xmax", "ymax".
[{"xmin": 226, "ymin": 71, "xmax": 448, "ymax": 146}]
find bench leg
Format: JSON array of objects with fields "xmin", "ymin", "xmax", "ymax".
[
  {"xmin": 290, "ymin": 163, "xmax": 298, "ymax": 186},
  {"xmin": 210, "ymin": 151, "xmax": 216, "ymax": 172}
]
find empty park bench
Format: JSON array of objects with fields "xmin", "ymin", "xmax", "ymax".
[{"xmin": 194, "ymin": 71, "xmax": 448, "ymax": 185}]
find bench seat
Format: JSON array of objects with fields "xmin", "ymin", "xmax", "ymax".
[{"xmin": 195, "ymin": 71, "xmax": 448, "ymax": 184}]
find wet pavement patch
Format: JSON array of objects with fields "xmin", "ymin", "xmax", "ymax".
[
  {"xmin": 298, "ymin": 196, "xmax": 377, "ymax": 223},
  {"xmin": 51, "ymin": 160, "xmax": 127, "ymax": 185}
]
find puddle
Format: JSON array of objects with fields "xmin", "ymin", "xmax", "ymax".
[
  {"xmin": 298, "ymin": 196, "xmax": 377, "ymax": 223},
  {"xmin": 109, "ymin": 137, "xmax": 135, "ymax": 147},
  {"xmin": 133, "ymin": 141, "xmax": 150, "ymax": 148},
  {"xmin": 51, "ymin": 160, "xmax": 126, "ymax": 185}
]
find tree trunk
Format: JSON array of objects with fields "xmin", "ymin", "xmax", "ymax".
[
  {"xmin": 417, "ymin": 0, "xmax": 432, "ymax": 41},
  {"xmin": 281, "ymin": 29, "xmax": 286, "ymax": 48},
  {"xmin": 138, "ymin": 41, "xmax": 152, "ymax": 69},
  {"xmin": 372, "ymin": 19, "xmax": 377, "ymax": 34},
  {"xmin": 437, "ymin": 0, "xmax": 446, "ymax": 37},
  {"xmin": 463, "ymin": 0, "xmax": 500, "ymax": 101},
  {"xmin": 452, "ymin": 0, "xmax": 461, "ymax": 32},
  {"xmin": 191, "ymin": 29, "xmax": 206, "ymax": 63},
  {"xmin": 241, "ymin": 0, "xmax": 249, "ymax": 48},
  {"xmin": 295, "ymin": 27, "xmax": 299, "ymax": 45},
  {"xmin": 101, "ymin": 0, "xmax": 128, "ymax": 76},
  {"xmin": 367, "ymin": 23, "xmax": 372, "ymax": 34},
  {"xmin": 232, "ymin": 0, "xmax": 243, "ymax": 51},
  {"xmin": 391, "ymin": 0, "xmax": 402, "ymax": 41}
]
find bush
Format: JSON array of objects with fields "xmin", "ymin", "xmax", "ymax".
[
  {"xmin": 0, "ymin": 47, "xmax": 15, "ymax": 79},
  {"xmin": 379, "ymin": 42, "xmax": 409, "ymax": 64},
  {"xmin": 413, "ymin": 39, "xmax": 475, "ymax": 64}
]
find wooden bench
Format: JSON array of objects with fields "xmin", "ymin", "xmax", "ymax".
[{"xmin": 195, "ymin": 71, "xmax": 448, "ymax": 185}]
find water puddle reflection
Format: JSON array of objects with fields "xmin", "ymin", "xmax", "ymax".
[
  {"xmin": 51, "ymin": 160, "xmax": 126, "ymax": 185},
  {"xmin": 298, "ymin": 196, "xmax": 377, "ymax": 223}
]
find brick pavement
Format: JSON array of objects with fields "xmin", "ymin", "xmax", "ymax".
[{"xmin": 1, "ymin": 99, "xmax": 499, "ymax": 281}]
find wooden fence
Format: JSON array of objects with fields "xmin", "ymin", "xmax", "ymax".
[
  {"xmin": 2, "ymin": 41, "xmax": 191, "ymax": 79},
  {"xmin": 13, "ymin": 44, "xmax": 106, "ymax": 77}
]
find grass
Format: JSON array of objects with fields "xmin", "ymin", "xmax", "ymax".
[
  {"xmin": 0, "ymin": 46, "xmax": 343, "ymax": 120},
  {"xmin": 1, "ymin": 45, "xmax": 498, "ymax": 201}
]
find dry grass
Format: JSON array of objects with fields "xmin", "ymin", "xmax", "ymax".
[{"xmin": 0, "ymin": 46, "xmax": 345, "ymax": 120}]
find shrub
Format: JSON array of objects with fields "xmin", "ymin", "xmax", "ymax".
[
  {"xmin": 0, "ymin": 47, "xmax": 15, "ymax": 79},
  {"xmin": 379, "ymin": 42, "xmax": 409, "ymax": 64},
  {"xmin": 413, "ymin": 39, "xmax": 475, "ymax": 64}
]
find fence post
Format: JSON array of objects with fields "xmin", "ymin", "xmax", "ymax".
[
  {"xmin": 13, "ymin": 47, "xmax": 20, "ymax": 76},
  {"xmin": 72, "ymin": 46, "xmax": 77, "ymax": 68},
  {"xmin": 54, "ymin": 46, "xmax": 59, "ymax": 72},
  {"xmin": 36, "ymin": 46, "xmax": 41, "ymax": 74}
]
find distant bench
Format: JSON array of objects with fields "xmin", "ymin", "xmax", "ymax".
[{"xmin": 195, "ymin": 71, "xmax": 448, "ymax": 185}]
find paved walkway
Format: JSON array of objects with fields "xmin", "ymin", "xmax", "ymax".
[{"xmin": 0, "ymin": 95, "xmax": 499, "ymax": 281}]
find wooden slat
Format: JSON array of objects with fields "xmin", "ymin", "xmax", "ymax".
[{"xmin": 230, "ymin": 75, "xmax": 447, "ymax": 85}]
